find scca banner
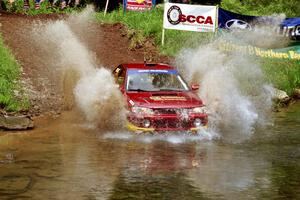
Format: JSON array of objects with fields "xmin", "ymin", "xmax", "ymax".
[
  {"xmin": 218, "ymin": 8, "xmax": 300, "ymax": 41},
  {"xmin": 163, "ymin": 3, "xmax": 217, "ymax": 32},
  {"xmin": 125, "ymin": 0, "xmax": 153, "ymax": 11}
]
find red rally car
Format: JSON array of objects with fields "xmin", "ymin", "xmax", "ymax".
[{"xmin": 113, "ymin": 63, "xmax": 208, "ymax": 132}]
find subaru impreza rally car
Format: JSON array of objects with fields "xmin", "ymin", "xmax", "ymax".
[{"xmin": 113, "ymin": 63, "xmax": 208, "ymax": 132}]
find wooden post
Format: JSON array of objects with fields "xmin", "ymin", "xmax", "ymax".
[
  {"xmin": 161, "ymin": 28, "xmax": 165, "ymax": 46},
  {"xmin": 214, "ymin": 5, "xmax": 219, "ymax": 36},
  {"xmin": 161, "ymin": 0, "xmax": 168, "ymax": 46}
]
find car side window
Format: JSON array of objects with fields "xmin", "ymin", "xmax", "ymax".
[{"xmin": 113, "ymin": 65, "xmax": 125, "ymax": 85}]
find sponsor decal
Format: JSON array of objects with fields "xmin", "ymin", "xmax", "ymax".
[
  {"xmin": 277, "ymin": 25, "xmax": 300, "ymax": 40},
  {"xmin": 291, "ymin": 25, "xmax": 300, "ymax": 37},
  {"xmin": 180, "ymin": 15, "xmax": 213, "ymax": 25},
  {"xmin": 129, "ymin": 100, "xmax": 135, "ymax": 106},
  {"xmin": 150, "ymin": 96, "xmax": 187, "ymax": 101},
  {"xmin": 167, "ymin": 5, "xmax": 182, "ymax": 25},
  {"xmin": 225, "ymin": 19, "xmax": 252, "ymax": 30},
  {"xmin": 219, "ymin": 8, "xmax": 300, "ymax": 41},
  {"xmin": 218, "ymin": 40, "xmax": 300, "ymax": 60}
]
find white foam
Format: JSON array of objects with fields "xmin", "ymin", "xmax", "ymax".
[{"xmin": 176, "ymin": 33, "xmax": 275, "ymax": 143}]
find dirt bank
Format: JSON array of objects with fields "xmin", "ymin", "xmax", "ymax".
[{"xmin": 0, "ymin": 11, "xmax": 168, "ymax": 118}]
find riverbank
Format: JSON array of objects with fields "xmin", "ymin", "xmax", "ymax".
[
  {"xmin": 0, "ymin": 4, "xmax": 299, "ymax": 131},
  {"xmin": 1, "ymin": 1, "xmax": 300, "ymax": 96},
  {"xmin": 0, "ymin": 34, "xmax": 29, "ymax": 112},
  {"xmin": 0, "ymin": 33, "xmax": 33, "ymax": 130}
]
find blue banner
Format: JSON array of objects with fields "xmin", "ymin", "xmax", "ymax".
[{"xmin": 218, "ymin": 8, "xmax": 300, "ymax": 41}]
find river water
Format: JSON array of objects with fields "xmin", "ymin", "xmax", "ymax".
[{"xmin": 0, "ymin": 103, "xmax": 299, "ymax": 200}]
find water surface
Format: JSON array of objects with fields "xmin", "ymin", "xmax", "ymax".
[{"xmin": 0, "ymin": 103, "xmax": 299, "ymax": 199}]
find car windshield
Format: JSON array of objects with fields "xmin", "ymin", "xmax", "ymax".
[{"xmin": 126, "ymin": 69, "xmax": 189, "ymax": 92}]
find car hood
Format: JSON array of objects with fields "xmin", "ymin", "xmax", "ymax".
[{"xmin": 126, "ymin": 91, "xmax": 204, "ymax": 108}]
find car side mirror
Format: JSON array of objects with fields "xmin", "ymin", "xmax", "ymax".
[{"xmin": 191, "ymin": 84, "xmax": 200, "ymax": 91}]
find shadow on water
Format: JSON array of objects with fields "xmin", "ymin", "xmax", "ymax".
[{"xmin": 0, "ymin": 103, "xmax": 299, "ymax": 199}]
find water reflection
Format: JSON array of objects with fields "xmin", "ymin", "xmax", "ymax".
[
  {"xmin": 0, "ymin": 103, "xmax": 299, "ymax": 199},
  {"xmin": 109, "ymin": 171, "xmax": 209, "ymax": 200}
]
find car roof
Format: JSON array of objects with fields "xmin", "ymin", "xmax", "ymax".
[{"xmin": 121, "ymin": 63, "xmax": 175, "ymax": 70}]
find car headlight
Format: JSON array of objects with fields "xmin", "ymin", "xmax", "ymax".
[
  {"xmin": 192, "ymin": 106, "xmax": 207, "ymax": 114},
  {"xmin": 131, "ymin": 106, "xmax": 154, "ymax": 115}
]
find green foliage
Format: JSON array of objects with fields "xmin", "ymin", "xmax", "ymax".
[
  {"xmin": 2, "ymin": 0, "xmax": 80, "ymax": 15},
  {"xmin": 0, "ymin": 35, "xmax": 29, "ymax": 112},
  {"xmin": 95, "ymin": 8, "xmax": 213, "ymax": 56},
  {"xmin": 221, "ymin": 0, "xmax": 300, "ymax": 17},
  {"xmin": 160, "ymin": 29, "xmax": 213, "ymax": 55},
  {"xmin": 261, "ymin": 59, "xmax": 300, "ymax": 95}
]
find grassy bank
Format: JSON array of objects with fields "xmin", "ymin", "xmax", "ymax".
[
  {"xmin": 1, "ymin": 1, "xmax": 299, "ymax": 95},
  {"xmin": 0, "ymin": 35, "xmax": 29, "ymax": 112},
  {"xmin": 95, "ymin": 8, "xmax": 213, "ymax": 55},
  {"xmin": 262, "ymin": 59, "xmax": 300, "ymax": 95}
]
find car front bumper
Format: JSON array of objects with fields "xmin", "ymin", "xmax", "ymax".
[{"xmin": 126, "ymin": 114, "xmax": 208, "ymax": 132}]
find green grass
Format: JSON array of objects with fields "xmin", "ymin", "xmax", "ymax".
[
  {"xmin": 261, "ymin": 59, "xmax": 300, "ymax": 95},
  {"xmin": 221, "ymin": 0, "xmax": 300, "ymax": 17},
  {"xmin": 0, "ymin": 35, "xmax": 29, "ymax": 112},
  {"xmin": 95, "ymin": 7, "xmax": 214, "ymax": 55}
]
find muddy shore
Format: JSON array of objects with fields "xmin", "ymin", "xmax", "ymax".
[{"xmin": 0, "ymin": 11, "xmax": 168, "ymax": 129}]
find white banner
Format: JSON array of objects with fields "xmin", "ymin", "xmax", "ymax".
[{"xmin": 163, "ymin": 3, "xmax": 217, "ymax": 32}]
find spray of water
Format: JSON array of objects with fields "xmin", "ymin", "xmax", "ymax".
[
  {"xmin": 31, "ymin": 7, "xmax": 125, "ymax": 130},
  {"xmin": 103, "ymin": 127, "xmax": 214, "ymax": 144},
  {"xmin": 74, "ymin": 68, "xmax": 125, "ymax": 129},
  {"xmin": 176, "ymin": 29, "xmax": 276, "ymax": 143},
  {"xmin": 239, "ymin": 14, "xmax": 289, "ymax": 48}
]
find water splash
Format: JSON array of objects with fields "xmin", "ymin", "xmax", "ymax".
[
  {"xmin": 231, "ymin": 14, "xmax": 288, "ymax": 48},
  {"xmin": 74, "ymin": 68, "xmax": 125, "ymax": 129},
  {"xmin": 176, "ymin": 32, "xmax": 275, "ymax": 143},
  {"xmin": 30, "ymin": 7, "xmax": 125, "ymax": 130}
]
